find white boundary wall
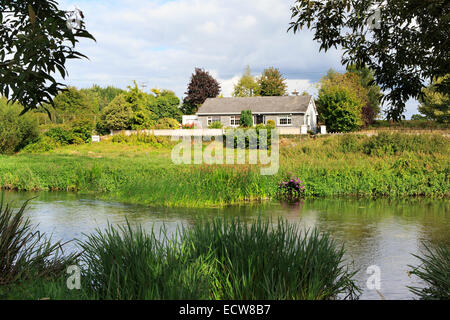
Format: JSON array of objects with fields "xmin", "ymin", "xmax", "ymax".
[{"xmin": 110, "ymin": 127, "xmax": 308, "ymax": 137}]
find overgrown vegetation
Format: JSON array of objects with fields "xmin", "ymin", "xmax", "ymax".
[{"xmin": 0, "ymin": 133, "xmax": 448, "ymax": 207}]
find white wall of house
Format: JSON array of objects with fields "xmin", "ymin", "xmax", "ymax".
[{"xmin": 304, "ymin": 98, "xmax": 318, "ymax": 132}]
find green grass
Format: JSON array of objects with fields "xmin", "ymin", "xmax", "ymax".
[
  {"xmin": 0, "ymin": 133, "xmax": 448, "ymax": 207},
  {"xmin": 1, "ymin": 216, "xmax": 361, "ymax": 300}
]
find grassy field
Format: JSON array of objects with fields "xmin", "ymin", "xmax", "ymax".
[{"xmin": 0, "ymin": 132, "xmax": 448, "ymax": 207}]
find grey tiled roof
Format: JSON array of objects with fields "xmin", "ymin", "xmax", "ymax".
[{"xmin": 197, "ymin": 95, "xmax": 311, "ymax": 115}]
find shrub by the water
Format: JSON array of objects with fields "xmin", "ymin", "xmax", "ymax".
[
  {"xmin": 278, "ymin": 176, "xmax": 306, "ymax": 200},
  {"xmin": 78, "ymin": 217, "xmax": 361, "ymax": 300}
]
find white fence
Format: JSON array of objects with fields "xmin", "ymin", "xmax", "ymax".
[{"xmin": 109, "ymin": 127, "xmax": 316, "ymax": 137}]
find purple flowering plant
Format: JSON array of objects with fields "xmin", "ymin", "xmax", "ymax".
[{"xmin": 278, "ymin": 176, "xmax": 305, "ymax": 199}]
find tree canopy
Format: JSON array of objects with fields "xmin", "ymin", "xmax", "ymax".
[
  {"xmin": 418, "ymin": 75, "xmax": 450, "ymax": 123},
  {"xmin": 0, "ymin": 1, "xmax": 95, "ymax": 115},
  {"xmin": 233, "ymin": 66, "xmax": 260, "ymax": 97},
  {"xmin": 289, "ymin": 0, "xmax": 450, "ymax": 121},
  {"xmin": 181, "ymin": 68, "xmax": 221, "ymax": 115},
  {"xmin": 258, "ymin": 67, "xmax": 287, "ymax": 96}
]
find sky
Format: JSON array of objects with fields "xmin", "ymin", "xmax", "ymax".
[{"xmin": 60, "ymin": 0, "xmax": 419, "ymax": 118}]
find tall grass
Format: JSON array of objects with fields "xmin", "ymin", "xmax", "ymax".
[
  {"xmin": 78, "ymin": 217, "xmax": 361, "ymax": 300},
  {"xmin": 408, "ymin": 242, "xmax": 450, "ymax": 300},
  {"xmin": 0, "ymin": 194, "xmax": 78, "ymax": 287}
]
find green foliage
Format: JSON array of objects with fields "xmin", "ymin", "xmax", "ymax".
[
  {"xmin": 0, "ymin": 196, "xmax": 78, "ymax": 287},
  {"xmin": 155, "ymin": 118, "xmax": 180, "ymax": 129},
  {"xmin": 240, "ymin": 110, "xmax": 253, "ymax": 127},
  {"xmin": 0, "ymin": 99, "xmax": 39, "ymax": 154},
  {"xmin": 147, "ymin": 89, "xmax": 182, "ymax": 122},
  {"xmin": 22, "ymin": 136, "xmax": 61, "ymax": 153},
  {"xmin": 233, "ymin": 66, "xmax": 260, "ymax": 97},
  {"xmin": 111, "ymin": 133, "xmax": 171, "ymax": 148},
  {"xmin": 0, "ymin": 3, "xmax": 95, "ymax": 114},
  {"xmin": 208, "ymin": 121, "xmax": 223, "ymax": 129},
  {"xmin": 317, "ymin": 85, "xmax": 363, "ymax": 132},
  {"xmin": 80, "ymin": 85, "xmax": 126, "ymax": 112},
  {"xmin": 76, "ymin": 217, "xmax": 359, "ymax": 300},
  {"xmin": 266, "ymin": 119, "xmax": 276, "ymax": 128},
  {"xmin": 258, "ymin": 67, "xmax": 287, "ymax": 96},
  {"xmin": 369, "ymin": 120, "xmax": 449, "ymax": 130},
  {"xmin": 289, "ymin": 0, "xmax": 450, "ymax": 121},
  {"xmin": 50, "ymin": 86, "xmax": 97, "ymax": 123},
  {"xmin": 418, "ymin": 75, "xmax": 450, "ymax": 123},
  {"xmin": 408, "ymin": 242, "xmax": 450, "ymax": 300}
]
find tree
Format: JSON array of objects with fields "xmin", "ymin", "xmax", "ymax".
[
  {"xmin": 181, "ymin": 68, "xmax": 221, "ymax": 115},
  {"xmin": 99, "ymin": 83, "xmax": 156, "ymax": 131},
  {"xmin": 0, "ymin": 98, "xmax": 39, "ymax": 154},
  {"xmin": 317, "ymin": 84, "xmax": 363, "ymax": 132},
  {"xmin": 147, "ymin": 89, "xmax": 182, "ymax": 122},
  {"xmin": 0, "ymin": 1, "xmax": 95, "ymax": 115},
  {"xmin": 346, "ymin": 65, "xmax": 383, "ymax": 125},
  {"xmin": 233, "ymin": 66, "xmax": 260, "ymax": 97},
  {"xmin": 418, "ymin": 75, "xmax": 450, "ymax": 123},
  {"xmin": 258, "ymin": 67, "xmax": 288, "ymax": 96},
  {"xmin": 289, "ymin": 0, "xmax": 450, "ymax": 121},
  {"xmin": 240, "ymin": 110, "xmax": 253, "ymax": 127},
  {"xmin": 80, "ymin": 85, "xmax": 126, "ymax": 112},
  {"xmin": 51, "ymin": 86, "xmax": 96, "ymax": 123}
]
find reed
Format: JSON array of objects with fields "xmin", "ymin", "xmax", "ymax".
[
  {"xmin": 77, "ymin": 217, "xmax": 361, "ymax": 300},
  {"xmin": 408, "ymin": 242, "xmax": 450, "ymax": 300},
  {"xmin": 0, "ymin": 194, "xmax": 78, "ymax": 286}
]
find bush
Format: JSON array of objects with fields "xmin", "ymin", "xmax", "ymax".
[
  {"xmin": 155, "ymin": 118, "xmax": 179, "ymax": 129},
  {"xmin": 22, "ymin": 136, "xmax": 61, "ymax": 153},
  {"xmin": 111, "ymin": 133, "xmax": 170, "ymax": 147},
  {"xmin": 224, "ymin": 125, "xmax": 274, "ymax": 149},
  {"xmin": 0, "ymin": 100, "xmax": 39, "ymax": 154},
  {"xmin": 278, "ymin": 176, "xmax": 306, "ymax": 200},
  {"xmin": 78, "ymin": 217, "xmax": 360, "ymax": 300},
  {"xmin": 266, "ymin": 119, "xmax": 276, "ymax": 128},
  {"xmin": 208, "ymin": 121, "xmax": 223, "ymax": 129},
  {"xmin": 408, "ymin": 242, "xmax": 450, "ymax": 300},
  {"xmin": 240, "ymin": 110, "xmax": 253, "ymax": 127}
]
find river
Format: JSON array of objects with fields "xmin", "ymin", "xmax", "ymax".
[{"xmin": 2, "ymin": 191, "xmax": 449, "ymax": 300}]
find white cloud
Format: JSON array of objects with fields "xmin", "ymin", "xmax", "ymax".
[{"xmin": 60, "ymin": 0, "xmax": 418, "ymax": 118}]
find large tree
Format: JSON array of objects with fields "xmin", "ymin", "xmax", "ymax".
[
  {"xmin": 418, "ymin": 75, "xmax": 450, "ymax": 123},
  {"xmin": 289, "ymin": 0, "xmax": 450, "ymax": 121},
  {"xmin": 233, "ymin": 66, "xmax": 260, "ymax": 97},
  {"xmin": 0, "ymin": 1, "xmax": 95, "ymax": 115},
  {"xmin": 181, "ymin": 68, "xmax": 221, "ymax": 115},
  {"xmin": 258, "ymin": 67, "xmax": 288, "ymax": 96}
]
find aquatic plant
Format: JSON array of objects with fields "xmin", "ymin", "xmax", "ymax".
[
  {"xmin": 77, "ymin": 217, "xmax": 360, "ymax": 300},
  {"xmin": 408, "ymin": 242, "xmax": 450, "ymax": 300},
  {"xmin": 0, "ymin": 195, "xmax": 78, "ymax": 286}
]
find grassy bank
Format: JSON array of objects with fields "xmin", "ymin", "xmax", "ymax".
[{"xmin": 0, "ymin": 133, "xmax": 448, "ymax": 207}]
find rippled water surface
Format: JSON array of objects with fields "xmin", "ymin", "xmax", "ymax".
[{"xmin": 3, "ymin": 192, "xmax": 449, "ymax": 300}]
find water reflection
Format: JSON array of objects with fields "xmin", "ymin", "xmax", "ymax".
[{"xmin": 2, "ymin": 191, "xmax": 449, "ymax": 300}]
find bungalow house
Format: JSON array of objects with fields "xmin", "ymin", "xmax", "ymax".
[{"xmin": 195, "ymin": 95, "xmax": 318, "ymax": 131}]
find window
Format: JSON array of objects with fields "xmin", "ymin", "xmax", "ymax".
[
  {"xmin": 207, "ymin": 116, "xmax": 221, "ymax": 126},
  {"xmin": 278, "ymin": 115, "xmax": 292, "ymax": 126},
  {"xmin": 230, "ymin": 116, "xmax": 240, "ymax": 126}
]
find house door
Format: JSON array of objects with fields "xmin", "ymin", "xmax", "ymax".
[{"xmin": 255, "ymin": 115, "xmax": 264, "ymax": 125}]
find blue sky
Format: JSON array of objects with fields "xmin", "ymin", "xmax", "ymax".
[{"xmin": 60, "ymin": 0, "xmax": 419, "ymax": 118}]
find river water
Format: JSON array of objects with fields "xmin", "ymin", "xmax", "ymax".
[{"xmin": 3, "ymin": 191, "xmax": 449, "ymax": 300}]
